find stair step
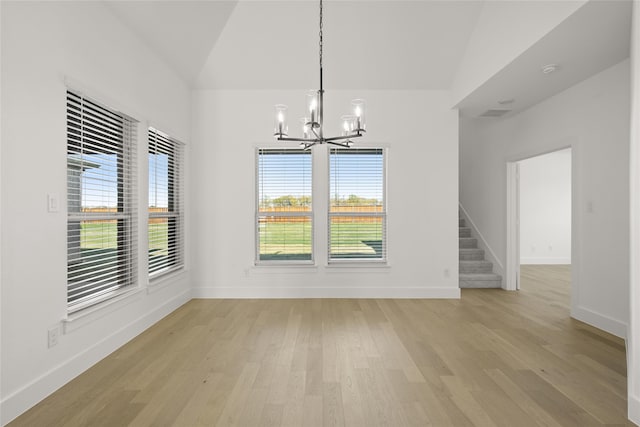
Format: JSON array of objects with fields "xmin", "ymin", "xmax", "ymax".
[
  {"xmin": 459, "ymin": 237, "xmax": 477, "ymax": 249},
  {"xmin": 459, "ymin": 218, "xmax": 465, "ymax": 227},
  {"xmin": 459, "ymin": 248, "xmax": 485, "ymax": 260},
  {"xmin": 459, "ymin": 227, "xmax": 471, "ymax": 238},
  {"xmin": 460, "ymin": 274, "xmax": 502, "ymax": 289},
  {"xmin": 459, "ymin": 260, "xmax": 493, "ymax": 274}
]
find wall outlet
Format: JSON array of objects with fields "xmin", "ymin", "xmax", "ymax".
[{"xmin": 48, "ymin": 326, "xmax": 60, "ymax": 348}]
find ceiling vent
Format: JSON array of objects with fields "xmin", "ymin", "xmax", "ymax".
[{"xmin": 478, "ymin": 109, "xmax": 511, "ymax": 118}]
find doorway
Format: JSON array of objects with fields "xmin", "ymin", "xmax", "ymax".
[{"xmin": 506, "ymin": 148, "xmax": 572, "ymax": 293}]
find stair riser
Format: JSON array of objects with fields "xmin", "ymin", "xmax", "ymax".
[
  {"xmin": 459, "ymin": 238, "xmax": 477, "ymax": 249},
  {"xmin": 460, "ymin": 279, "xmax": 502, "ymax": 289},
  {"xmin": 459, "ymin": 218, "xmax": 465, "ymax": 227},
  {"xmin": 459, "ymin": 228, "xmax": 471, "ymax": 237},
  {"xmin": 459, "ymin": 250, "xmax": 484, "ymax": 261},
  {"xmin": 460, "ymin": 264, "xmax": 493, "ymax": 274}
]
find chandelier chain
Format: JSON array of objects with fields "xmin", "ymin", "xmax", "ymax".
[{"xmin": 319, "ymin": 0, "xmax": 323, "ymax": 71}]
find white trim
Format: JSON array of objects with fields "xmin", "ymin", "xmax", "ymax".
[
  {"xmin": 505, "ymin": 162, "xmax": 519, "ymax": 291},
  {"xmin": 572, "ymin": 305, "xmax": 627, "ymax": 339},
  {"xmin": 458, "ymin": 203, "xmax": 505, "ymax": 284},
  {"xmin": 520, "ymin": 258, "xmax": 571, "ymax": 265},
  {"xmin": 630, "ymin": 394, "xmax": 640, "ymax": 425},
  {"xmin": 192, "ymin": 286, "xmax": 460, "ymax": 299},
  {"xmin": 0, "ymin": 290, "xmax": 191, "ymax": 426}
]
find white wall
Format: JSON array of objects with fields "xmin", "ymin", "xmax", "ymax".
[
  {"xmin": 519, "ymin": 149, "xmax": 571, "ymax": 265},
  {"xmin": 628, "ymin": 1, "xmax": 640, "ymax": 423},
  {"xmin": 190, "ymin": 90, "xmax": 459, "ymax": 298},
  {"xmin": 452, "ymin": 0, "xmax": 585, "ymax": 106},
  {"xmin": 0, "ymin": 2, "xmax": 191, "ymax": 424},
  {"xmin": 460, "ymin": 59, "xmax": 630, "ymax": 338}
]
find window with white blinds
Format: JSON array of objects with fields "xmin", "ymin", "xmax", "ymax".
[
  {"xmin": 148, "ymin": 128, "xmax": 184, "ymax": 277},
  {"xmin": 256, "ymin": 148, "xmax": 313, "ymax": 262},
  {"xmin": 329, "ymin": 148, "xmax": 386, "ymax": 261},
  {"xmin": 67, "ymin": 90, "xmax": 137, "ymax": 313}
]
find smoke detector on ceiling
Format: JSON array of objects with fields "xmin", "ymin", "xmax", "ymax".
[{"xmin": 541, "ymin": 64, "xmax": 560, "ymax": 74}]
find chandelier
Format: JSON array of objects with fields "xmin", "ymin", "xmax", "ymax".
[{"xmin": 273, "ymin": 0, "xmax": 366, "ymax": 149}]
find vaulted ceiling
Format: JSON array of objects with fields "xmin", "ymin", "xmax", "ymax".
[{"xmin": 105, "ymin": 0, "xmax": 632, "ymax": 116}]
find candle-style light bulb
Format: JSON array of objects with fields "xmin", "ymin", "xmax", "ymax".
[
  {"xmin": 307, "ymin": 91, "xmax": 318, "ymax": 125},
  {"xmin": 274, "ymin": 104, "xmax": 288, "ymax": 137},
  {"xmin": 351, "ymin": 99, "xmax": 365, "ymax": 132}
]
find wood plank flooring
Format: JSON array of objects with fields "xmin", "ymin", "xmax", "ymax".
[{"xmin": 9, "ymin": 265, "xmax": 633, "ymax": 426}]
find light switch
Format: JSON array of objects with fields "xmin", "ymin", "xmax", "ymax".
[{"xmin": 48, "ymin": 193, "xmax": 59, "ymax": 213}]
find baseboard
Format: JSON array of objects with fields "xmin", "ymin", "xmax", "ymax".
[
  {"xmin": 572, "ymin": 305, "xmax": 627, "ymax": 339},
  {"xmin": 192, "ymin": 286, "xmax": 461, "ymax": 299},
  {"xmin": 0, "ymin": 289, "xmax": 191, "ymax": 426},
  {"xmin": 520, "ymin": 258, "xmax": 571, "ymax": 265},
  {"xmin": 630, "ymin": 394, "xmax": 640, "ymax": 425}
]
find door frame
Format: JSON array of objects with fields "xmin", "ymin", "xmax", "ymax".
[{"xmin": 505, "ymin": 147, "xmax": 573, "ymax": 293}]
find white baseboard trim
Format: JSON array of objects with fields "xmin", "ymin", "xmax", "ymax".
[
  {"xmin": 630, "ymin": 394, "xmax": 640, "ymax": 426},
  {"xmin": 627, "ymin": 396, "xmax": 640, "ymax": 426},
  {"xmin": 0, "ymin": 289, "xmax": 191, "ymax": 426},
  {"xmin": 572, "ymin": 305, "xmax": 627, "ymax": 339},
  {"xmin": 520, "ymin": 258, "xmax": 571, "ymax": 265},
  {"xmin": 192, "ymin": 286, "xmax": 461, "ymax": 299}
]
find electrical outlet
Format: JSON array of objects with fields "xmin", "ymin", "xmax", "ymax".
[{"xmin": 48, "ymin": 326, "xmax": 60, "ymax": 348}]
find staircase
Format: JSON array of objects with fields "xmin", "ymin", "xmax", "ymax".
[{"xmin": 459, "ymin": 217, "xmax": 502, "ymax": 288}]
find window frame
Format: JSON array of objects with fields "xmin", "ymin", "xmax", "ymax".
[
  {"xmin": 148, "ymin": 127, "xmax": 185, "ymax": 280},
  {"xmin": 66, "ymin": 90, "xmax": 138, "ymax": 314},
  {"xmin": 255, "ymin": 147, "xmax": 314, "ymax": 265},
  {"xmin": 327, "ymin": 147, "xmax": 387, "ymax": 264}
]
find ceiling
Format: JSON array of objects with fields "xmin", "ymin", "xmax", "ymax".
[
  {"xmin": 106, "ymin": 0, "xmax": 484, "ymax": 90},
  {"xmin": 455, "ymin": 0, "xmax": 632, "ymax": 118},
  {"xmin": 105, "ymin": 0, "xmax": 632, "ymax": 116}
]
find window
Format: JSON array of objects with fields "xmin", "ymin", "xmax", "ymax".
[
  {"xmin": 329, "ymin": 148, "xmax": 386, "ymax": 261},
  {"xmin": 148, "ymin": 128, "xmax": 184, "ymax": 278},
  {"xmin": 67, "ymin": 91, "xmax": 137, "ymax": 313},
  {"xmin": 256, "ymin": 148, "xmax": 313, "ymax": 262}
]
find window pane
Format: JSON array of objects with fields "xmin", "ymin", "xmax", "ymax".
[
  {"xmin": 67, "ymin": 91, "xmax": 137, "ymax": 312},
  {"xmin": 149, "ymin": 217, "xmax": 180, "ymax": 275},
  {"xmin": 329, "ymin": 216, "xmax": 385, "ymax": 259},
  {"xmin": 148, "ymin": 128, "xmax": 183, "ymax": 278},
  {"xmin": 68, "ymin": 219, "xmax": 127, "ymax": 307},
  {"xmin": 329, "ymin": 148, "xmax": 386, "ymax": 261},
  {"xmin": 330, "ymin": 148, "xmax": 383, "ymax": 212},
  {"xmin": 257, "ymin": 149, "xmax": 313, "ymax": 262},
  {"xmin": 258, "ymin": 149, "xmax": 312, "ymax": 213},
  {"xmin": 258, "ymin": 215, "xmax": 312, "ymax": 261}
]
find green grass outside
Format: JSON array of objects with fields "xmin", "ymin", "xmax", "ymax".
[
  {"xmin": 259, "ymin": 221, "xmax": 383, "ymax": 259},
  {"xmin": 80, "ymin": 221, "xmax": 168, "ymax": 251}
]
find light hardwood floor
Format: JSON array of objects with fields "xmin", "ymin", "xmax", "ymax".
[{"xmin": 10, "ymin": 265, "xmax": 633, "ymax": 426}]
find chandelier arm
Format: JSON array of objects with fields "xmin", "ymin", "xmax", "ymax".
[
  {"xmin": 322, "ymin": 133, "xmax": 364, "ymax": 143},
  {"xmin": 277, "ymin": 136, "xmax": 320, "ymax": 143},
  {"xmin": 327, "ymin": 140, "xmax": 352, "ymax": 148}
]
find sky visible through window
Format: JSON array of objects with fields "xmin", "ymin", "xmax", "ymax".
[
  {"xmin": 259, "ymin": 151, "xmax": 383, "ymax": 203},
  {"xmin": 78, "ymin": 153, "xmax": 169, "ymax": 209}
]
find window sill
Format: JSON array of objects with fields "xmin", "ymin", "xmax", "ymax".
[
  {"xmin": 251, "ymin": 263, "xmax": 318, "ymax": 274},
  {"xmin": 63, "ymin": 287, "xmax": 143, "ymax": 334},
  {"xmin": 325, "ymin": 261, "xmax": 391, "ymax": 271}
]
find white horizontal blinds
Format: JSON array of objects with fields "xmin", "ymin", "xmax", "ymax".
[
  {"xmin": 148, "ymin": 128, "xmax": 184, "ymax": 277},
  {"xmin": 67, "ymin": 90, "xmax": 138, "ymax": 313},
  {"xmin": 329, "ymin": 148, "xmax": 386, "ymax": 261},
  {"xmin": 257, "ymin": 148, "xmax": 312, "ymax": 261}
]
